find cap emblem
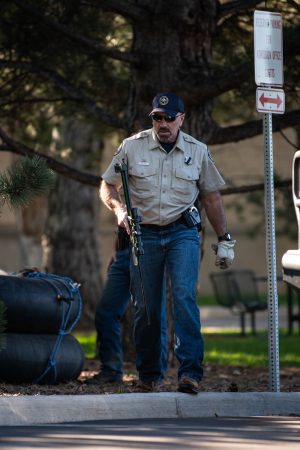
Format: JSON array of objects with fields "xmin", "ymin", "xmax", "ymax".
[{"xmin": 159, "ymin": 96, "xmax": 169, "ymax": 106}]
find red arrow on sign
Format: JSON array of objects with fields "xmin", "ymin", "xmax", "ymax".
[
  {"xmin": 256, "ymin": 88, "xmax": 285, "ymax": 114},
  {"xmin": 259, "ymin": 93, "xmax": 282, "ymax": 108}
]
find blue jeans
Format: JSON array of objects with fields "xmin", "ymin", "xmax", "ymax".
[
  {"xmin": 130, "ymin": 223, "xmax": 203, "ymax": 383},
  {"xmin": 95, "ymin": 247, "xmax": 168, "ymax": 377}
]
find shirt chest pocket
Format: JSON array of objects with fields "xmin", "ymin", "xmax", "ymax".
[
  {"xmin": 172, "ymin": 167, "xmax": 199, "ymax": 195},
  {"xmin": 129, "ymin": 164, "xmax": 158, "ymax": 192}
]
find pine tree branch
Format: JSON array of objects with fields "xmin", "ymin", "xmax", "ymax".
[
  {"xmin": 0, "ymin": 60, "xmax": 124, "ymax": 129},
  {"xmin": 0, "ymin": 156, "xmax": 55, "ymax": 208},
  {"xmin": 0, "ymin": 97, "xmax": 78, "ymax": 107},
  {"xmin": 0, "ymin": 128, "xmax": 101, "ymax": 187},
  {"xmin": 221, "ymin": 178, "xmax": 291, "ymax": 196},
  {"xmin": 208, "ymin": 109, "xmax": 300, "ymax": 145},
  {"xmin": 12, "ymin": 0, "xmax": 139, "ymax": 64},
  {"xmin": 96, "ymin": 0, "xmax": 152, "ymax": 21},
  {"xmin": 183, "ymin": 62, "xmax": 251, "ymax": 104},
  {"xmin": 218, "ymin": 0, "xmax": 263, "ymax": 20},
  {"xmin": 286, "ymin": 0, "xmax": 300, "ymax": 13}
]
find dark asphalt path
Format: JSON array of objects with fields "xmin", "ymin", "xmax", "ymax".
[{"xmin": 0, "ymin": 417, "xmax": 299, "ymax": 450}]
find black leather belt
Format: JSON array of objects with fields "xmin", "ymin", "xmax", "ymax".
[{"xmin": 140, "ymin": 217, "xmax": 186, "ymax": 231}]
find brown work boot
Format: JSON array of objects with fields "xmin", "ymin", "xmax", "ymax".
[
  {"xmin": 85, "ymin": 372, "xmax": 123, "ymax": 385},
  {"xmin": 178, "ymin": 376, "xmax": 199, "ymax": 395},
  {"xmin": 136, "ymin": 379, "xmax": 165, "ymax": 393}
]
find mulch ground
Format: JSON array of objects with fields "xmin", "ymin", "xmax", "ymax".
[{"xmin": 1, "ymin": 359, "xmax": 300, "ymax": 396}]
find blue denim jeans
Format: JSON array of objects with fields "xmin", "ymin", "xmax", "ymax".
[
  {"xmin": 130, "ymin": 223, "xmax": 203, "ymax": 383},
  {"xmin": 95, "ymin": 247, "xmax": 168, "ymax": 377}
]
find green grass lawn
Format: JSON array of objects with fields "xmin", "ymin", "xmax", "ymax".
[
  {"xmin": 75, "ymin": 332, "xmax": 97, "ymax": 359},
  {"xmin": 75, "ymin": 329, "xmax": 300, "ymax": 368},
  {"xmin": 197, "ymin": 292, "xmax": 292, "ymax": 307},
  {"xmin": 204, "ymin": 329, "xmax": 300, "ymax": 367}
]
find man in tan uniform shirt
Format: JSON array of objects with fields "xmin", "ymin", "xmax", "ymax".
[{"xmin": 100, "ymin": 92, "xmax": 235, "ymax": 394}]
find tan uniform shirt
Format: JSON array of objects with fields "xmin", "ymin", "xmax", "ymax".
[{"xmin": 102, "ymin": 129, "xmax": 225, "ymax": 226}]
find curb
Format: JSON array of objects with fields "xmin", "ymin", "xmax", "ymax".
[{"xmin": 1, "ymin": 392, "xmax": 300, "ymax": 426}]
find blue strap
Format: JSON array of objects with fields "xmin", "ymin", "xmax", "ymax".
[{"xmin": 24, "ymin": 272, "xmax": 82, "ymax": 384}]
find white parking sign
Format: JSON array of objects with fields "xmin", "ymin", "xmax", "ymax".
[{"xmin": 254, "ymin": 10, "xmax": 283, "ymax": 86}]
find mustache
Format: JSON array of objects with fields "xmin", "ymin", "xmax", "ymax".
[{"xmin": 158, "ymin": 127, "xmax": 169, "ymax": 132}]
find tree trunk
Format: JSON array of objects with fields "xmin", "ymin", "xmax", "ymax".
[
  {"xmin": 17, "ymin": 196, "xmax": 48, "ymax": 270},
  {"xmin": 127, "ymin": 0, "xmax": 217, "ymax": 140},
  {"xmin": 43, "ymin": 120, "xmax": 103, "ymax": 328}
]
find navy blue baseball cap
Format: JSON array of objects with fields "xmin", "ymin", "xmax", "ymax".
[{"xmin": 150, "ymin": 92, "xmax": 185, "ymax": 116}]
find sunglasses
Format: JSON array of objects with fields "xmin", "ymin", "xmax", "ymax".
[{"xmin": 151, "ymin": 113, "xmax": 180, "ymax": 123}]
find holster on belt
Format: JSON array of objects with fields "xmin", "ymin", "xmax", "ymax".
[{"xmin": 181, "ymin": 205, "xmax": 202, "ymax": 231}]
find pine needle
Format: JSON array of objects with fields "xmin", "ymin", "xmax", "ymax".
[{"xmin": 0, "ymin": 156, "xmax": 55, "ymax": 208}]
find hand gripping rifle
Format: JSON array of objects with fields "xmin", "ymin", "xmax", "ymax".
[{"xmin": 114, "ymin": 159, "xmax": 150, "ymax": 323}]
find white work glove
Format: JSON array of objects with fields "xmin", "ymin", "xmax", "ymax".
[{"xmin": 211, "ymin": 240, "xmax": 236, "ymax": 270}]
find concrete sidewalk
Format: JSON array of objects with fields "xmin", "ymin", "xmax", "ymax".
[{"xmin": 1, "ymin": 392, "xmax": 300, "ymax": 426}]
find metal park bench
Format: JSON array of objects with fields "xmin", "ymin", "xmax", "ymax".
[{"xmin": 209, "ymin": 269, "xmax": 268, "ymax": 336}]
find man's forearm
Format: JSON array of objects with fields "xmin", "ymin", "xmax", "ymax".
[
  {"xmin": 202, "ymin": 191, "xmax": 227, "ymax": 237},
  {"xmin": 100, "ymin": 180, "xmax": 129, "ymax": 232},
  {"xmin": 100, "ymin": 180, "xmax": 125, "ymax": 213}
]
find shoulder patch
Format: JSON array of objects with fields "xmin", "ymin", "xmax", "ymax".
[
  {"xmin": 207, "ymin": 147, "xmax": 215, "ymax": 163},
  {"xmin": 183, "ymin": 134, "xmax": 197, "ymax": 144},
  {"xmin": 113, "ymin": 145, "xmax": 123, "ymax": 156},
  {"xmin": 137, "ymin": 131, "xmax": 149, "ymax": 139},
  {"xmin": 127, "ymin": 129, "xmax": 150, "ymax": 141}
]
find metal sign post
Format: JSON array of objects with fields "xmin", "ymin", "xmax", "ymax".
[
  {"xmin": 254, "ymin": 10, "xmax": 284, "ymax": 392},
  {"xmin": 263, "ymin": 113, "xmax": 280, "ymax": 392}
]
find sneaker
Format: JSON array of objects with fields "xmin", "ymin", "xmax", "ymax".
[
  {"xmin": 178, "ymin": 376, "xmax": 199, "ymax": 395},
  {"xmin": 86, "ymin": 372, "xmax": 123, "ymax": 385},
  {"xmin": 136, "ymin": 380, "xmax": 164, "ymax": 392}
]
